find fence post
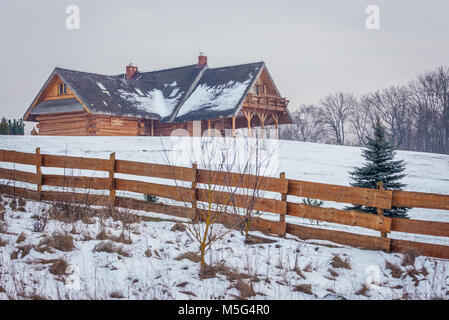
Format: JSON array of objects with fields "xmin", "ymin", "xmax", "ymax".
[
  {"xmin": 279, "ymin": 172, "xmax": 288, "ymax": 236},
  {"xmin": 377, "ymin": 181, "xmax": 388, "ymax": 238},
  {"xmin": 109, "ymin": 152, "xmax": 116, "ymax": 208},
  {"xmin": 36, "ymin": 147, "xmax": 43, "ymax": 200},
  {"xmin": 191, "ymin": 162, "xmax": 198, "ymax": 221}
]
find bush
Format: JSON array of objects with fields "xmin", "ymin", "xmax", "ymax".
[
  {"xmin": 39, "ymin": 233, "xmax": 75, "ymax": 252},
  {"xmin": 144, "ymin": 194, "xmax": 158, "ymax": 203},
  {"xmin": 302, "ymin": 198, "xmax": 324, "ymax": 207},
  {"xmin": 49, "ymin": 259, "xmax": 69, "ymax": 276}
]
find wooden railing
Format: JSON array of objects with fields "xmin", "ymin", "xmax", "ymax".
[{"xmin": 1, "ymin": 148, "xmax": 449, "ymax": 259}]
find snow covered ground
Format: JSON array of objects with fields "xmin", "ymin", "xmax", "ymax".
[
  {"xmin": 0, "ymin": 136, "xmax": 448, "ymax": 300},
  {"xmin": 0, "ymin": 197, "xmax": 448, "ymax": 300}
]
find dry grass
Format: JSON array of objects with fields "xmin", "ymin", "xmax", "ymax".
[
  {"xmin": 39, "ymin": 233, "xmax": 75, "ymax": 252},
  {"xmin": 175, "ymin": 252, "xmax": 201, "ymax": 263},
  {"xmin": 144, "ymin": 249, "xmax": 152, "ymax": 257},
  {"xmin": 401, "ymin": 248, "xmax": 420, "ymax": 267},
  {"xmin": 330, "ymin": 254, "xmax": 351, "ymax": 269},
  {"xmin": 232, "ymin": 279, "xmax": 256, "ymax": 299},
  {"xmin": 0, "ymin": 237, "xmax": 7, "ymax": 247},
  {"xmin": 9, "ymin": 198, "xmax": 17, "ymax": 211},
  {"xmin": 10, "ymin": 244, "xmax": 32, "ymax": 260},
  {"xmin": 385, "ymin": 261, "xmax": 403, "ymax": 278},
  {"xmin": 96, "ymin": 228, "xmax": 132, "ymax": 245},
  {"xmin": 328, "ymin": 268, "xmax": 339, "ymax": 278},
  {"xmin": 303, "ymin": 262, "xmax": 313, "ymax": 272},
  {"xmin": 0, "ymin": 203, "xmax": 5, "ymax": 221},
  {"xmin": 355, "ymin": 284, "xmax": 370, "ymax": 297},
  {"xmin": 16, "ymin": 233, "xmax": 26, "ymax": 244},
  {"xmin": 92, "ymin": 241, "xmax": 130, "ymax": 257},
  {"xmin": 49, "ymin": 259, "xmax": 69, "ymax": 276},
  {"xmin": 110, "ymin": 291, "xmax": 125, "ymax": 299},
  {"xmin": 293, "ymin": 283, "xmax": 313, "ymax": 295},
  {"xmin": 170, "ymin": 222, "xmax": 186, "ymax": 232}
]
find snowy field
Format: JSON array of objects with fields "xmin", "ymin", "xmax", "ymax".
[
  {"xmin": 0, "ymin": 136, "xmax": 449, "ymax": 300},
  {"xmin": 0, "ymin": 197, "xmax": 448, "ymax": 300}
]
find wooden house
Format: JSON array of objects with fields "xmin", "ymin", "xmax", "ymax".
[{"xmin": 23, "ymin": 55, "xmax": 291, "ymax": 137}]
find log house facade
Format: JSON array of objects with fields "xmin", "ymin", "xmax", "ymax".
[{"xmin": 24, "ymin": 55, "xmax": 291, "ymax": 137}]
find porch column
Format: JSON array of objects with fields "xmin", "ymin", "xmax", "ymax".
[
  {"xmin": 243, "ymin": 110, "xmax": 254, "ymax": 137},
  {"xmin": 151, "ymin": 119, "xmax": 154, "ymax": 136},
  {"xmin": 232, "ymin": 117, "xmax": 236, "ymax": 138},
  {"xmin": 208, "ymin": 119, "xmax": 211, "ymax": 137}
]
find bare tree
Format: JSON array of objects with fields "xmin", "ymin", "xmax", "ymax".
[
  {"xmin": 163, "ymin": 134, "xmax": 276, "ymax": 277},
  {"xmin": 280, "ymin": 105, "xmax": 326, "ymax": 143},
  {"xmin": 317, "ymin": 92, "xmax": 356, "ymax": 145}
]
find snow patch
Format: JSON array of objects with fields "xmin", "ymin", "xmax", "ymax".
[{"xmin": 176, "ymin": 78, "xmax": 252, "ymax": 117}]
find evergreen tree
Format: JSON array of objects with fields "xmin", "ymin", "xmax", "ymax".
[
  {"xmin": 0, "ymin": 118, "xmax": 10, "ymax": 135},
  {"xmin": 348, "ymin": 118, "xmax": 409, "ymax": 218}
]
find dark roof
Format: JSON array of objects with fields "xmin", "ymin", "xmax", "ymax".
[
  {"xmin": 172, "ymin": 62, "xmax": 264, "ymax": 122},
  {"xmin": 30, "ymin": 98, "xmax": 84, "ymax": 115},
  {"xmin": 25, "ymin": 61, "xmax": 289, "ymax": 124}
]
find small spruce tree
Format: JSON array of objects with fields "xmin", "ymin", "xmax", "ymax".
[
  {"xmin": 348, "ymin": 119, "xmax": 408, "ymax": 218},
  {"xmin": 0, "ymin": 118, "xmax": 10, "ymax": 135}
]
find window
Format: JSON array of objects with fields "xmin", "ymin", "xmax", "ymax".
[
  {"xmin": 255, "ymin": 84, "xmax": 265, "ymax": 95},
  {"xmin": 58, "ymin": 83, "xmax": 67, "ymax": 95}
]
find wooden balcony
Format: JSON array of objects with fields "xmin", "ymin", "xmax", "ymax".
[{"xmin": 243, "ymin": 93, "xmax": 289, "ymax": 112}]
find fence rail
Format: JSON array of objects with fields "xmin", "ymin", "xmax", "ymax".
[{"xmin": 1, "ymin": 148, "xmax": 449, "ymax": 259}]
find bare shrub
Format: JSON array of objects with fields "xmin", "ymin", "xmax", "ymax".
[
  {"xmin": 330, "ymin": 254, "xmax": 351, "ymax": 269},
  {"xmin": 385, "ymin": 261, "xmax": 403, "ymax": 278},
  {"xmin": 39, "ymin": 233, "xmax": 75, "ymax": 252},
  {"xmin": 401, "ymin": 248, "xmax": 420, "ymax": 267},
  {"xmin": 48, "ymin": 202, "xmax": 93, "ymax": 224},
  {"xmin": 163, "ymin": 135, "xmax": 275, "ymax": 277},
  {"xmin": 385, "ymin": 261, "xmax": 403, "ymax": 279},
  {"xmin": 32, "ymin": 211, "xmax": 48, "ymax": 233}
]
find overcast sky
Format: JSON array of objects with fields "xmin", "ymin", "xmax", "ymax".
[{"xmin": 1, "ymin": 0, "xmax": 449, "ymax": 120}]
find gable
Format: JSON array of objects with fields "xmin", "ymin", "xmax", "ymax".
[
  {"xmin": 24, "ymin": 74, "xmax": 89, "ymax": 121},
  {"xmin": 250, "ymin": 67, "xmax": 282, "ymax": 97}
]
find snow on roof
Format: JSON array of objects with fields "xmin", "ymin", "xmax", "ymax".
[
  {"xmin": 117, "ymin": 87, "xmax": 184, "ymax": 118},
  {"xmin": 176, "ymin": 78, "xmax": 251, "ymax": 118}
]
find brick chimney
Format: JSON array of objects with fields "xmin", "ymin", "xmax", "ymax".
[
  {"xmin": 126, "ymin": 63, "xmax": 138, "ymax": 79},
  {"xmin": 197, "ymin": 53, "xmax": 207, "ymax": 68}
]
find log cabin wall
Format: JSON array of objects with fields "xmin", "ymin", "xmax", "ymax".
[
  {"xmin": 92, "ymin": 115, "xmax": 140, "ymax": 136},
  {"xmin": 36, "ymin": 112, "xmax": 90, "ymax": 136}
]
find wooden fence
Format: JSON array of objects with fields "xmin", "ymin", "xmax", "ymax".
[{"xmin": 1, "ymin": 148, "xmax": 449, "ymax": 259}]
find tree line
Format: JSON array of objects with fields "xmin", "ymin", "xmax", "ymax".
[
  {"xmin": 0, "ymin": 117, "xmax": 25, "ymax": 135},
  {"xmin": 281, "ymin": 65, "xmax": 449, "ymax": 154}
]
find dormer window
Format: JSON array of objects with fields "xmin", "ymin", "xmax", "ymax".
[{"xmin": 58, "ymin": 83, "xmax": 67, "ymax": 95}]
